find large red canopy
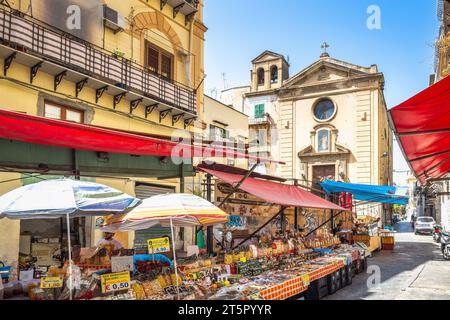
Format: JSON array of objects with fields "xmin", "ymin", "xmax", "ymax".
[
  {"xmin": 389, "ymin": 76, "xmax": 450, "ymax": 184},
  {"xmin": 198, "ymin": 167, "xmax": 346, "ymax": 211},
  {"xmin": 0, "ymin": 109, "xmax": 283, "ymax": 164}
]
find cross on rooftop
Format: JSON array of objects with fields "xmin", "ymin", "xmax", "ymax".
[{"xmin": 321, "ymin": 42, "xmax": 330, "ymax": 58}]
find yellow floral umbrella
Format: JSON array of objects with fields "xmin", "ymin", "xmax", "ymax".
[{"xmin": 101, "ymin": 193, "xmax": 229, "ymax": 232}]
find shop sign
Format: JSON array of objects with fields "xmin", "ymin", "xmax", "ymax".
[
  {"xmin": 95, "ymin": 217, "xmax": 105, "ymax": 229},
  {"xmin": 101, "ymin": 271, "xmax": 131, "ymax": 294},
  {"xmin": 111, "ymin": 256, "xmax": 134, "ymax": 273},
  {"xmin": 40, "ymin": 277, "xmax": 64, "ymax": 289},
  {"xmin": 147, "ymin": 237, "xmax": 170, "ymax": 254},
  {"xmin": 228, "ymin": 216, "xmax": 247, "ymax": 228}
]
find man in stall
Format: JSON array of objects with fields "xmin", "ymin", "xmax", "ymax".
[{"xmin": 96, "ymin": 232, "xmax": 124, "ymax": 257}]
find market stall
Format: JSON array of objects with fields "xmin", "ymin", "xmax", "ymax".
[
  {"xmin": 187, "ymin": 164, "xmax": 367, "ymax": 300},
  {"xmin": 0, "ymin": 177, "xmax": 368, "ymax": 301},
  {"xmin": 0, "ymin": 178, "xmax": 141, "ymax": 300},
  {"xmin": 320, "ymin": 180, "xmax": 408, "ymax": 253}
]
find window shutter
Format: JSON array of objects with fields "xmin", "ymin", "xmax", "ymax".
[
  {"xmin": 255, "ymin": 104, "xmax": 265, "ymax": 118},
  {"xmin": 161, "ymin": 53, "xmax": 173, "ymax": 80},
  {"xmin": 147, "ymin": 46, "xmax": 159, "ymax": 73}
]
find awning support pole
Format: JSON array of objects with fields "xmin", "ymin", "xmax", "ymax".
[
  {"xmin": 232, "ymin": 206, "xmax": 287, "ymax": 250},
  {"xmin": 218, "ymin": 162, "xmax": 259, "ymax": 208},
  {"xmin": 294, "ymin": 179, "xmax": 299, "ymax": 231},
  {"xmin": 170, "ymin": 218, "xmax": 180, "ymax": 300},
  {"xmin": 280, "ymin": 210, "xmax": 286, "ymax": 234},
  {"xmin": 66, "ymin": 213, "xmax": 73, "ymax": 301},
  {"xmin": 179, "ymin": 164, "xmax": 185, "ymax": 193},
  {"xmin": 206, "ymin": 174, "xmax": 213, "ymax": 255},
  {"xmin": 330, "ymin": 210, "xmax": 335, "ymax": 230},
  {"xmin": 304, "ymin": 210, "xmax": 344, "ymax": 238}
]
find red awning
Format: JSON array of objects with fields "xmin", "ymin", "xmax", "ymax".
[
  {"xmin": 389, "ymin": 76, "xmax": 450, "ymax": 184},
  {"xmin": 198, "ymin": 167, "xmax": 347, "ymax": 211},
  {"xmin": 0, "ymin": 109, "xmax": 283, "ymax": 164}
]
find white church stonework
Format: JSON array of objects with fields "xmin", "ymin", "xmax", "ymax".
[{"xmin": 222, "ymin": 49, "xmax": 393, "ymax": 220}]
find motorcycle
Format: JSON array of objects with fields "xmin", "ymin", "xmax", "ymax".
[
  {"xmin": 440, "ymin": 231, "xmax": 450, "ymax": 260},
  {"xmin": 433, "ymin": 224, "xmax": 443, "ymax": 243}
]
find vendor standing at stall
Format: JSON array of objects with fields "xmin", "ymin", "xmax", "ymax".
[{"xmin": 97, "ymin": 232, "xmax": 124, "ymax": 257}]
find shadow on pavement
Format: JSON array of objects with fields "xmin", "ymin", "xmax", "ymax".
[
  {"xmin": 326, "ymin": 225, "xmax": 444, "ymax": 300},
  {"xmin": 394, "ymin": 221, "xmax": 415, "ymax": 233}
]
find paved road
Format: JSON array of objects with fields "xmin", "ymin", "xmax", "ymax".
[{"xmin": 325, "ymin": 222, "xmax": 450, "ymax": 300}]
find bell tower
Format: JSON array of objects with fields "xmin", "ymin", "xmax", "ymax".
[{"xmin": 250, "ymin": 50, "xmax": 290, "ymax": 92}]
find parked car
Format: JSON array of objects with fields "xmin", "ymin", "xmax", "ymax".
[{"xmin": 414, "ymin": 216, "xmax": 436, "ymax": 235}]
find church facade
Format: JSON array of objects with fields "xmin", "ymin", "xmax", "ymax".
[{"xmin": 222, "ymin": 49, "xmax": 393, "ymax": 219}]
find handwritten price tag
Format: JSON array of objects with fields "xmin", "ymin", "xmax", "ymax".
[
  {"xmin": 147, "ymin": 237, "xmax": 170, "ymax": 254},
  {"xmin": 40, "ymin": 277, "xmax": 63, "ymax": 289},
  {"xmin": 101, "ymin": 271, "xmax": 131, "ymax": 294}
]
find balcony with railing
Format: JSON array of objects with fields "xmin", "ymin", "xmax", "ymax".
[
  {"xmin": 0, "ymin": 7, "xmax": 197, "ymax": 123},
  {"xmin": 249, "ymin": 114, "xmax": 275, "ymax": 127},
  {"xmin": 161, "ymin": 0, "xmax": 199, "ymax": 23}
]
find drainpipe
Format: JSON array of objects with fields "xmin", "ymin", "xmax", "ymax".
[{"xmin": 186, "ymin": 18, "xmax": 194, "ymax": 88}]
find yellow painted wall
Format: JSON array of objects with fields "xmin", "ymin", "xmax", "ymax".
[
  {"xmin": 201, "ymin": 95, "xmax": 249, "ymax": 169},
  {"xmin": 0, "ymin": 173, "xmax": 22, "ymax": 280},
  {"xmin": 0, "ymin": 0, "xmax": 206, "ymax": 271}
]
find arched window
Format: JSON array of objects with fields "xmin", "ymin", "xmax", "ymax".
[
  {"xmin": 270, "ymin": 65, "xmax": 278, "ymax": 83},
  {"xmin": 317, "ymin": 128, "xmax": 331, "ymax": 153},
  {"xmin": 257, "ymin": 68, "xmax": 265, "ymax": 85}
]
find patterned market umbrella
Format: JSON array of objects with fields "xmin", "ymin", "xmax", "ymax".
[{"xmin": 101, "ymin": 193, "xmax": 229, "ymax": 232}]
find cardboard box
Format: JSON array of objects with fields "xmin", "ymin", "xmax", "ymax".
[
  {"xmin": 19, "ymin": 235, "xmax": 32, "ymax": 255},
  {"xmin": 31, "ymin": 243, "xmax": 60, "ymax": 267},
  {"xmin": 79, "ymin": 247, "xmax": 110, "ymax": 266}
]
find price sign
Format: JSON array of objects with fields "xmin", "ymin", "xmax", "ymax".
[
  {"xmin": 40, "ymin": 277, "xmax": 64, "ymax": 289},
  {"xmin": 147, "ymin": 237, "xmax": 170, "ymax": 254},
  {"xmin": 100, "ymin": 271, "xmax": 131, "ymax": 294}
]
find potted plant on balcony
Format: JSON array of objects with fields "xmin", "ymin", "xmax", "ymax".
[{"xmin": 112, "ymin": 49, "xmax": 125, "ymax": 59}]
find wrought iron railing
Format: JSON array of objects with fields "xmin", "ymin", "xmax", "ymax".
[
  {"xmin": 185, "ymin": 0, "xmax": 200, "ymax": 8},
  {"xmin": 0, "ymin": 7, "xmax": 197, "ymax": 114},
  {"xmin": 249, "ymin": 114, "xmax": 273, "ymax": 126}
]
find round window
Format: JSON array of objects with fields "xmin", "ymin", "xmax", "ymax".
[{"xmin": 313, "ymin": 99, "xmax": 336, "ymax": 122}]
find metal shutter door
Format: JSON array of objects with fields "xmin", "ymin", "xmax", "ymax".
[{"xmin": 133, "ymin": 183, "xmax": 175, "ymax": 254}]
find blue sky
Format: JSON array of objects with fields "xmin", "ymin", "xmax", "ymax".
[{"xmin": 203, "ymin": 0, "xmax": 439, "ymax": 186}]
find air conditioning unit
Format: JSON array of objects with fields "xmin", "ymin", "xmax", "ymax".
[{"xmin": 103, "ymin": 5, "xmax": 125, "ymax": 33}]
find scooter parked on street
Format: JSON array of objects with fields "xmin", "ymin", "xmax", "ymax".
[
  {"xmin": 433, "ymin": 224, "xmax": 443, "ymax": 243},
  {"xmin": 440, "ymin": 231, "xmax": 450, "ymax": 260}
]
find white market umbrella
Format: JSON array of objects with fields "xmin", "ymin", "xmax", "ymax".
[{"xmin": 0, "ymin": 178, "xmax": 141, "ymax": 300}]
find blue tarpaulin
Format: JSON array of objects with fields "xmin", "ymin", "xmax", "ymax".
[{"xmin": 320, "ymin": 180, "xmax": 409, "ymax": 205}]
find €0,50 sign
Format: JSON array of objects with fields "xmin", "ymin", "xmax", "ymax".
[
  {"xmin": 40, "ymin": 277, "xmax": 64, "ymax": 289},
  {"xmin": 147, "ymin": 237, "xmax": 170, "ymax": 254},
  {"xmin": 101, "ymin": 271, "xmax": 131, "ymax": 294}
]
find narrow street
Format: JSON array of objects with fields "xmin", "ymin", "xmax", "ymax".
[{"xmin": 326, "ymin": 222, "xmax": 450, "ymax": 300}]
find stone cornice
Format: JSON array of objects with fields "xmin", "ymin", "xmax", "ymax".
[{"xmin": 278, "ymin": 86, "xmax": 381, "ymax": 102}]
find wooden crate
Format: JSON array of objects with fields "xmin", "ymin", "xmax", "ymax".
[{"xmin": 381, "ymin": 236, "xmax": 395, "ymax": 245}]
